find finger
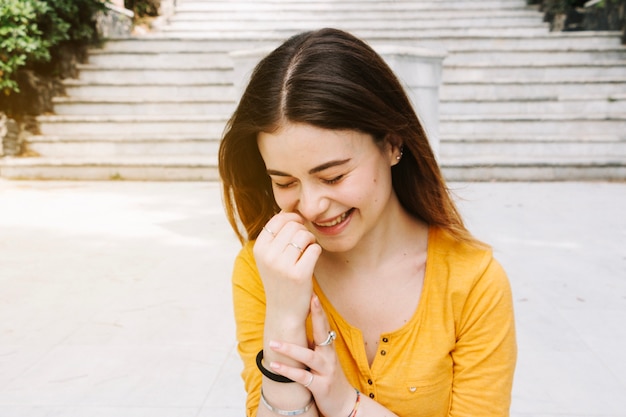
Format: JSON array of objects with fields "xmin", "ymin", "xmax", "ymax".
[
  {"xmin": 269, "ymin": 340, "xmax": 319, "ymax": 373},
  {"xmin": 257, "ymin": 210, "xmax": 303, "ymax": 240},
  {"xmin": 271, "ymin": 222, "xmax": 308, "ymax": 260},
  {"xmin": 268, "ymin": 360, "xmax": 316, "ymax": 389},
  {"xmin": 293, "ymin": 243, "xmax": 322, "ymax": 273},
  {"xmin": 284, "ymin": 229, "xmax": 317, "ymax": 257},
  {"xmin": 256, "ymin": 215, "xmax": 308, "ymax": 259},
  {"xmin": 311, "ymin": 295, "xmax": 334, "ymax": 347},
  {"xmin": 266, "ymin": 212, "xmax": 305, "ymax": 237}
]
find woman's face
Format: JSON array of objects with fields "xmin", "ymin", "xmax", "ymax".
[{"xmin": 257, "ymin": 122, "xmax": 401, "ymax": 253}]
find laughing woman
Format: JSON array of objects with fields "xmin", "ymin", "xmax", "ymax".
[{"xmin": 219, "ymin": 28, "xmax": 516, "ymax": 417}]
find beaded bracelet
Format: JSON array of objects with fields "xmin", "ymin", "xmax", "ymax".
[
  {"xmin": 348, "ymin": 389, "xmax": 361, "ymax": 417},
  {"xmin": 256, "ymin": 350, "xmax": 294, "ymax": 383},
  {"xmin": 260, "ymin": 388, "xmax": 314, "ymax": 416}
]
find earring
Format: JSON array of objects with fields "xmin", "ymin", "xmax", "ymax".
[{"xmin": 396, "ymin": 148, "xmax": 403, "ymax": 161}]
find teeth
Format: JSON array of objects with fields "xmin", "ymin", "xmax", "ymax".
[{"xmin": 316, "ymin": 211, "xmax": 349, "ymax": 227}]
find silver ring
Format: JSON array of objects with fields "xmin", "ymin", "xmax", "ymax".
[
  {"xmin": 262, "ymin": 226, "xmax": 276, "ymax": 237},
  {"xmin": 303, "ymin": 373, "xmax": 314, "ymax": 388},
  {"xmin": 288, "ymin": 242, "xmax": 303, "ymax": 253},
  {"xmin": 316, "ymin": 330, "xmax": 336, "ymax": 347}
]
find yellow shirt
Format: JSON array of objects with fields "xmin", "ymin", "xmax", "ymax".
[{"xmin": 232, "ymin": 227, "xmax": 516, "ymax": 417}]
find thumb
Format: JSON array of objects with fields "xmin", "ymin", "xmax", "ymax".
[{"xmin": 311, "ymin": 295, "xmax": 334, "ymax": 348}]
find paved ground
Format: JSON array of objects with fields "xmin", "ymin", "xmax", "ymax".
[{"xmin": 0, "ymin": 180, "xmax": 625, "ymax": 417}]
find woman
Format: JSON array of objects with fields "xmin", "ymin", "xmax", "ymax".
[{"xmin": 219, "ymin": 28, "xmax": 516, "ymax": 417}]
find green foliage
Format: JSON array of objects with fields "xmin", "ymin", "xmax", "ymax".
[
  {"xmin": 0, "ymin": 0, "xmax": 105, "ymax": 96},
  {"xmin": 38, "ymin": 0, "xmax": 105, "ymax": 46},
  {"xmin": 0, "ymin": 0, "xmax": 49, "ymax": 95},
  {"xmin": 586, "ymin": 0, "xmax": 622, "ymax": 8}
]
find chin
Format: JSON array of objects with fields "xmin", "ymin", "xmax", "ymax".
[{"xmin": 317, "ymin": 236, "xmax": 358, "ymax": 254}]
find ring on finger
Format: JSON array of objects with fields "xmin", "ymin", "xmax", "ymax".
[
  {"xmin": 288, "ymin": 242, "xmax": 304, "ymax": 254},
  {"xmin": 262, "ymin": 226, "xmax": 276, "ymax": 237},
  {"xmin": 316, "ymin": 330, "xmax": 336, "ymax": 347},
  {"xmin": 303, "ymin": 373, "xmax": 314, "ymax": 388}
]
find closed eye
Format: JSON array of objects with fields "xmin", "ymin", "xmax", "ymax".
[
  {"xmin": 273, "ymin": 180, "xmax": 297, "ymax": 189},
  {"xmin": 323, "ymin": 175, "xmax": 344, "ymax": 185}
]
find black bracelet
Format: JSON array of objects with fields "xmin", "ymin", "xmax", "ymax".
[{"xmin": 256, "ymin": 350, "xmax": 294, "ymax": 383}]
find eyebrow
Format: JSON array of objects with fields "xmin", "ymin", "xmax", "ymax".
[{"xmin": 266, "ymin": 158, "xmax": 351, "ymax": 177}]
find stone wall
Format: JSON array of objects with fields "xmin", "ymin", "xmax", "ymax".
[
  {"xmin": 0, "ymin": 113, "xmax": 21, "ymax": 157},
  {"xmin": 96, "ymin": 3, "xmax": 134, "ymax": 39}
]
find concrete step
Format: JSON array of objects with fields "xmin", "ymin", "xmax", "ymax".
[
  {"xmin": 177, "ymin": 0, "xmax": 503, "ymax": 2},
  {"xmin": 98, "ymin": 32, "xmax": 623, "ymax": 53},
  {"xmin": 161, "ymin": 27, "xmax": 552, "ymax": 38},
  {"xmin": 26, "ymin": 134, "xmax": 220, "ymax": 157},
  {"xmin": 440, "ymin": 114, "xmax": 626, "ymax": 136},
  {"xmin": 62, "ymin": 80, "xmax": 235, "ymax": 99},
  {"xmin": 174, "ymin": 0, "xmax": 529, "ymax": 12},
  {"xmin": 51, "ymin": 97, "xmax": 236, "ymax": 116},
  {"xmin": 440, "ymin": 80, "xmax": 626, "ymax": 101},
  {"xmin": 442, "ymin": 61, "xmax": 626, "ymax": 83},
  {"xmin": 444, "ymin": 47, "xmax": 626, "ymax": 64},
  {"xmin": 97, "ymin": 37, "xmax": 276, "ymax": 53},
  {"xmin": 0, "ymin": 156, "xmax": 218, "ymax": 181},
  {"xmin": 165, "ymin": 16, "xmax": 547, "ymax": 31},
  {"xmin": 177, "ymin": 0, "xmax": 528, "ymax": 2},
  {"xmin": 440, "ymin": 155, "xmax": 626, "ymax": 181},
  {"xmin": 87, "ymin": 50, "xmax": 233, "ymax": 67},
  {"xmin": 75, "ymin": 64, "xmax": 233, "ymax": 84},
  {"xmin": 36, "ymin": 115, "xmax": 228, "ymax": 136},
  {"xmin": 439, "ymin": 135, "xmax": 626, "ymax": 158},
  {"xmin": 440, "ymin": 96, "xmax": 626, "ymax": 115},
  {"xmin": 439, "ymin": 33, "xmax": 625, "ymax": 49},
  {"xmin": 170, "ymin": 9, "xmax": 544, "ymax": 21}
]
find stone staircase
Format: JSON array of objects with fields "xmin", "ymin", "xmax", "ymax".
[{"xmin": 1, "ymin": 0, "xmax": 625, "ymax": 181}]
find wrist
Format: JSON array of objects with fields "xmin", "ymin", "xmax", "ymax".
[
  {"xmin": 262, "ymin": 319, "xmax": 308, "ymax": 368},
  {"xmin": 346, "ymin": 388, "xmax": 361, "ymax": 417},
  {"xmin": 264, "ymin": 310, "xmax": 308, "ymax": 334},
  {"xmin": 264, "ymin": 289, "xmax": 312, "ymax": 320}
]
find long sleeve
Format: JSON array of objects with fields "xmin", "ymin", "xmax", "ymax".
[
  {"xmin": 450, "ymin": 257, "xmax": 517, "ymax": 416},
  {"xmin": 232, "ymin": 242, "xmax": 265, "ymax": 416}
]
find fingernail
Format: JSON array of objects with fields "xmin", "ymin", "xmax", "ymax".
[
  {"xmin": 269, "ymin": 361, "xmax": 280, "ymax": 370},
  {"xmin": 269, "ymin": 340, "xmax": 281, "ymax": 349},
  {"xmin": 313, "ymin": 295, "xmax": 320, "ymax": 307}
]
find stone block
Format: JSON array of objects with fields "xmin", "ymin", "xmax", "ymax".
[
  {"xmin": 96, "ymin": 3, "xmax": 134, "ymax": 39},
  {"xmin": 377, "ymin": 46, "xmax": 446, "ymax": 158},
  {"xmin": 0, "ymin": 113, "xmax": 22, "ymax": 157}
]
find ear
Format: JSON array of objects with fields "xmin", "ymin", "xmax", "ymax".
[{"xmin": 384, "ymin": 134, "xmax": 403, "ymax": 166}]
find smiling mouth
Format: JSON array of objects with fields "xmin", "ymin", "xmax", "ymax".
[{"xmin": 314, "ymin": 209, "xmax": 354, "ymax": 227}]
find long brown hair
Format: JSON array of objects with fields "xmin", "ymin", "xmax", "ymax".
[{"xmin": 219, "ymin": 28, "xmax": 476, "ymax": 246}]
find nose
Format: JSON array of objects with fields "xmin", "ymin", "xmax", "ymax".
[{"xmin": 296, "ymin": 183, "xmax": 329, "ymax": 221}]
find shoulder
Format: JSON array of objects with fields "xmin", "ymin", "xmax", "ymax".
[
  {"xmin": 429, "ymin": 227, "xmax": 496, "ymax": 277},
  {"xmin": 233, "ymin": 240, "xmax": 259, "ymax": 275},
  {"xmin": 427, "ymin": 228, "xmax": 514, "ymax": 346},
  {"xmin": 235, "ymin": 240, "xmax": 256, "ymax": 267},
  {"xmin": 428, "ymin": 227, "xmax": 510, "ymax": 303}
]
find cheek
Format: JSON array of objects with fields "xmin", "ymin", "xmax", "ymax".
[
  {"xmin": 368, "ymin": 167, "xmax": 393, "ymax": 204},
  {"xmin": 340, "ymin": 180, "xmax": 370, "ymax": 207}
]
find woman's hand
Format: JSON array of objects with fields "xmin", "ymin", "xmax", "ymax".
[
  {"xmin": 267, "ymin": 295, "xmax": 357, "ymax": 417},
  {"xmin": 254, "ymin": 212, "xmax": 322, "ymax": 324}
]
